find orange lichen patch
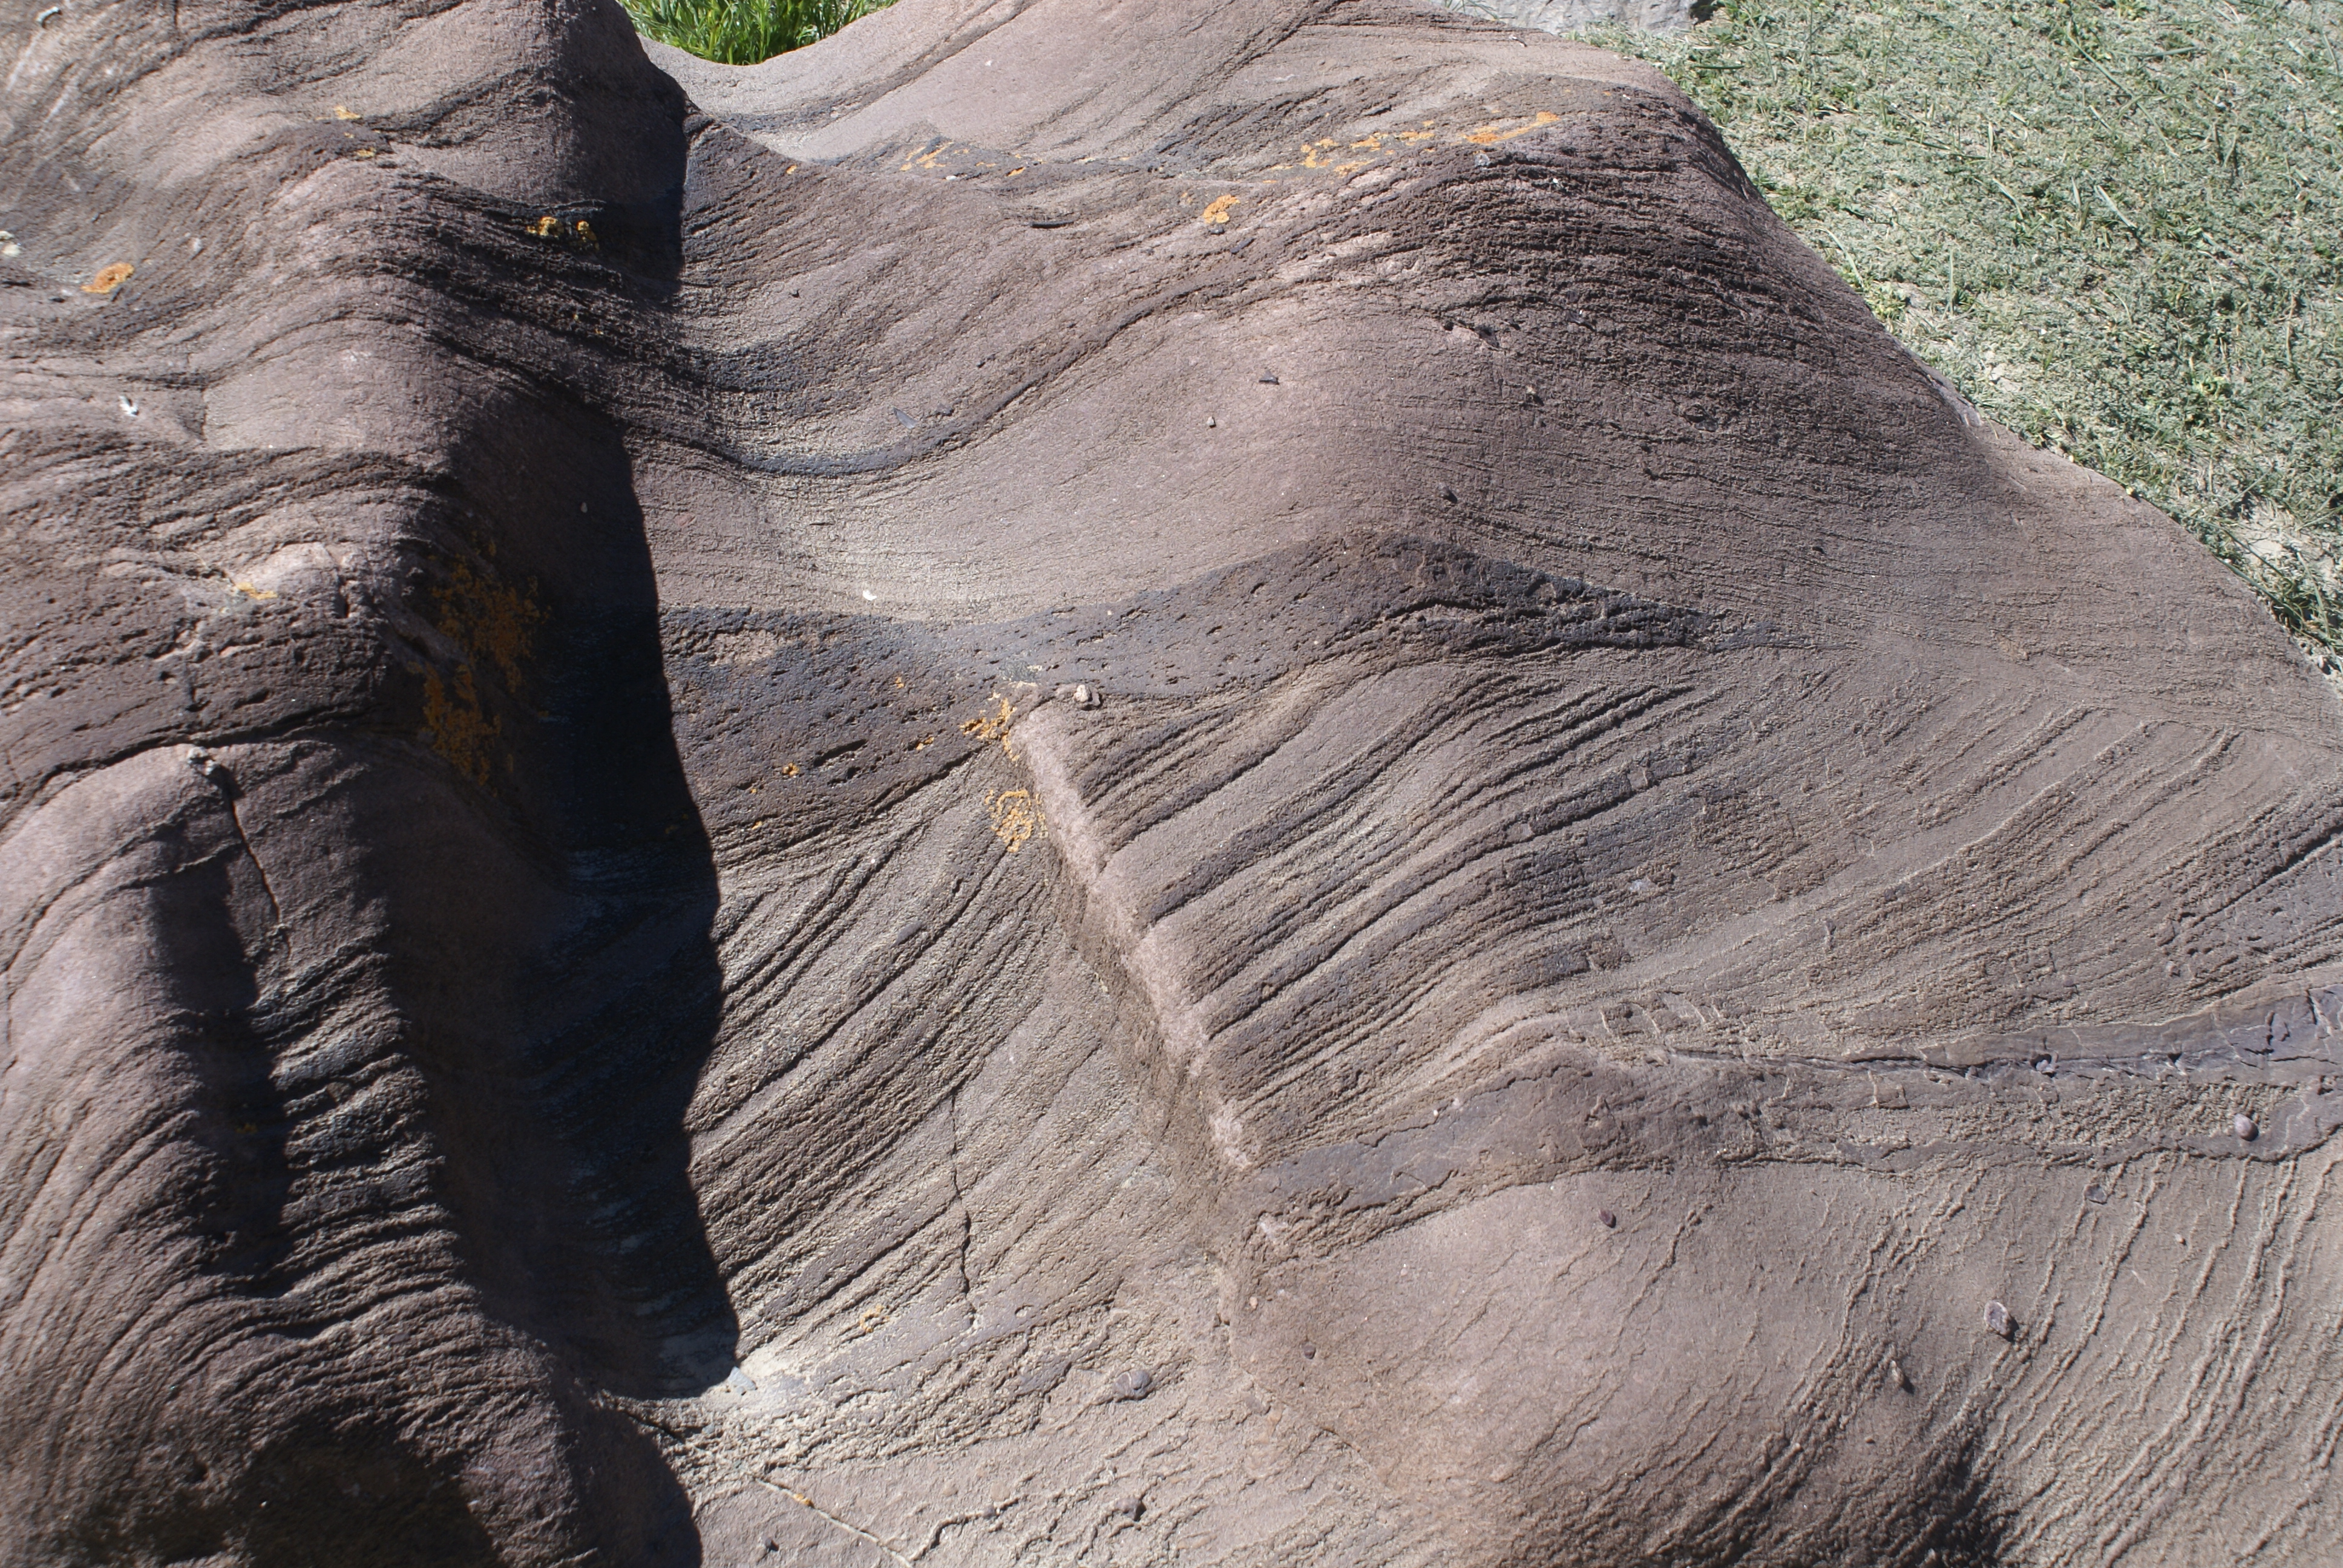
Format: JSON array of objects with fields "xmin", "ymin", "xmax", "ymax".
[
  {"xmin": 422, "ymin": 665, "xmax": 498, "ymax": 787},
  {"xmin": 571, "ymin": 219, "xmax": 597, "ymax": 249},
  {"xmin": 1199, "ymin": 194, "xmax": 1239, "ymax": 225},
  {"xmin": 352, "ymin": 148, "xmax": 376, "ymax": 160},
  {"xmin": 333, "ymin": 105, "xmax": 361, "ymax": 121},
  {"xmin": 528, "ymin": 215, "xmax": 560, "ymax": 239},
  {"xmin": 1463, "ymin": 110, "xmax": 1561, "ymax": 147},
  {"xmin": 1265, "ymin": 120, "xmax": 1440, "ymax": 177},
  {"xmin": 230, "ymin": 582, "xmax": 280, "ymax": 601},
  {"xmin": 986, "ymin": 788, "xmax": 1042, "ymax": 853},
  {"xmin": 901, "ymin": 143, "xmax": 952, "ymax": 172},
  {"xmin": 433, "ymin": 557, "xmax": 543, "ymax": 690},
  {"xmin": 82, "ymin": 263, "xmax": 133, "ymax": 295},
  {"xmin": 779, "ymin": 762, "xmax": 801, "ymax": 777},
  {"xmin": 959, "ymin": 694, "xmax": 1018, "ymax": 757},
  {"xmin": 413, "ymin": 554, "xmax": 533, "ymax": 785}
]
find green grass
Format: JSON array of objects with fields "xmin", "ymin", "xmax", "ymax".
[
  {"xmin": 620, "ymin": 0, "xmax": 886, "ymax": 64},
  {"xmin": 1573, "ymin": 0, "xmax": 2343, "ymax": 662}
]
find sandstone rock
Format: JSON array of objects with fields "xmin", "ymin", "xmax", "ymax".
[
  {"xmin": 4, "ymin": 1, "xmax": 2339, "ymax": 1564},
  {"xmin": 1469, "ymin": 0, "xmax": 1703, "ymax": 37}
]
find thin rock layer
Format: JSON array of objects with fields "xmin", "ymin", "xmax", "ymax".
[{"xmin": 2, "ymin": 1, "xmax": 2339, "ymax": 1565}]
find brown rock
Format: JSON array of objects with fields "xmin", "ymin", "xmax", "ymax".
[{"xmin": 4, "ymin": 1, "xmax": 2338, "ymax": 1564}]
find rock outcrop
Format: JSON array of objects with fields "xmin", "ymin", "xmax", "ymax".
[{"xmin": 4, "ymin": 2, "xmax": 2339, "ymax": 1564}]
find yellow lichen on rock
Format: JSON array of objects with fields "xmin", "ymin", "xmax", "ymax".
[
  {"xmin": 959, "ymin": 694, "xmax": 1018, "ymax": 758},
  {"xmin": 434, "ymin": 558, "xmax": 543, "ymax": 690},
  {"xmin": 986, "ymin": 788, "xmax": 1041, "ymax": 853},
  {"xmin": 416, "ymin": 557, "xmax": 543, "ymax": 787},
  {"xmin": 422, "ymin": 664, "xmax": 498, "ymax": 787}
]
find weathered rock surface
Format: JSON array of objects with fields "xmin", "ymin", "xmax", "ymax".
[
  {"xmin": 1472, "ymin": 0, "xmax": 1702, "ymax": 38},
  {"xmin": 4, "ymin": 1, "xmax": 2339, "ymax": 1564}
]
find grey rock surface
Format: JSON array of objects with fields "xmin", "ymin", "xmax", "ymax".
[
  {"xmin": 4, "ymin": 1, "xmax": 2340, "ymax": 1564},
  {"xmin": 1464, "ymin": 0, "xmax": 1702, "ymax": 37}
]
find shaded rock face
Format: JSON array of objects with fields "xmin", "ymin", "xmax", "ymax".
[{"xmin": 3, "ymin": 1, "xmax": 2339, "ymax": 1564}]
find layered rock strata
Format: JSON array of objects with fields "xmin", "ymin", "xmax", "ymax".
[{"xmin": 4, "ymin": 1, "xmax": 2339, "ymax": 1564}]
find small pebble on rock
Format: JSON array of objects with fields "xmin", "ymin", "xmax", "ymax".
[
  {"xmin": 2085, "ymin": 1184, "xmax": 2109, "ymax": 1205},
  {"xmin": 1109, "ymin": 1367, "xmax": 1154, "ymax": 1401},
  {"xmin": 1598, "ymin": 1209, "xmax": 1617, "ymax": 1229},
  {"xmin": 2234, "ymin": 1113, "xmax": 2258, "ymax": 1142},
  {"xmin": 1984, "ymin": 1300, "xmax": 2014, "ymax": 1339}
]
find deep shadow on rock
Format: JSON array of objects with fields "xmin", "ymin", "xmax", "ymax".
[
  {"xmin": 5, "ymin": 1, "xmax": 2341, "ymax": 1565},
  {"xmin": 2, "ymin": 2, "xmax": 721, "ymax": 1562}
]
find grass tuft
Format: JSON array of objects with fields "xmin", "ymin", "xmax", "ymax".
[
  {"xmin": 1571, "ymin": 0, "xmax": 2343, "ymax": 661},
  {"xmin": 621, "ymin": 0, "xmax": 887, "ymax": 65}
]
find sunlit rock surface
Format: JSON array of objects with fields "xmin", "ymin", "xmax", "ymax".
[{"xmin": 4, "ymin": 1, "xmax": 2339, "ymax": 1564}]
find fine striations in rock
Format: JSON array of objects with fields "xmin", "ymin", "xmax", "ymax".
[{"xmin": 4, "ymin": 1, "xmax": 2340, "ymax": 1564}]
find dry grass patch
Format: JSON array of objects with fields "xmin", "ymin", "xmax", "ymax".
[{"xmin": 1575, "ymin": 0, "xmax": 2343, "ymax": 659}]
